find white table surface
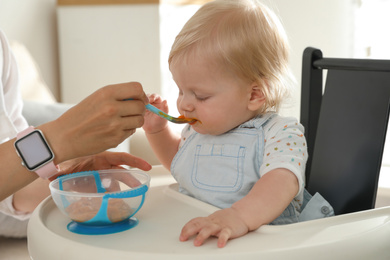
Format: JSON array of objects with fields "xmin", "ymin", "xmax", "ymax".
[{"xmin": 28, "ymin": 165, "xmax": 390, "ymax": 259}]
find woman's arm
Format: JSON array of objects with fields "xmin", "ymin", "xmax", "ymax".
[
  {"xmin": 0, "ymin": 139, "xmax": 38, "ymax": 202},
  {"xmin": 0, "ymin": 82, "xmax": 149, "ymax": 201}
]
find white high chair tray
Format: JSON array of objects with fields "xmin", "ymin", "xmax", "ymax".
[{"xmin": 28, "ymin": 166, "xmax": 390, "ymax": 259}]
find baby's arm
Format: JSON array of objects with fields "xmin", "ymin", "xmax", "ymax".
[
  {"xmin": 179, "ymin": 117, "xmax": 306, "ymax": 247},
  {"xmin": 142, "ymin": 94, "xmax": 181, "ymax": 169},
  {"xmin": 179, "ymin": 168, "xmax": 298, "ymax": 248}
]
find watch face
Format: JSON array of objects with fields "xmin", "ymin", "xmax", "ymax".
[{"xmin": 14, "ymin": 131, "xmax": 54, "ymax": 171}]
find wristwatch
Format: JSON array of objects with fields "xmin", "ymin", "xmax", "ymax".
[{"xmin": 14, "ymin": 126, "xmax": 59, "ymax": 179}]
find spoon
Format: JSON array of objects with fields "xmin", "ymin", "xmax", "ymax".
[
  {"xmin": 145, "ymin": 104, "xmax": 197, "ymax": 124},
  {"xmin": 124, "ymin": 99, "xmax": 197, "ymax": 124}
]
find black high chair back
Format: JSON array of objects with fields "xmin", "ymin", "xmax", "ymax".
[{"xmin": 300, "ymin": 47, "xmax": 390, "ymax": 215}]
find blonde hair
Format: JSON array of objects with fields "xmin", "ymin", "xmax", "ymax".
[{"xmin": 169, "ymin": 0, "xmax": 294, "ymax": 113}]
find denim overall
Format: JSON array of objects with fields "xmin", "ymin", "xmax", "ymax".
[{"xmin": 171, "ymin": 115, "xmax": 334, "ymax": 224}]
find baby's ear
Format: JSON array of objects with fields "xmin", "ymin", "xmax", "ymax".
[{"xmin": 248, "ymin": 83, "xmax": 266, "ymax": 111}]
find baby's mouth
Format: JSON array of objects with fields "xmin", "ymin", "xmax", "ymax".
[{"xmin": 179, "ymin": 115, "xmax": 200, "ymax": 125}]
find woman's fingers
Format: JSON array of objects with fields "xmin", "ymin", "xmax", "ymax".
[{"xmin": 52, "ymin": 83, "xmax": 148, "ymax": 160}]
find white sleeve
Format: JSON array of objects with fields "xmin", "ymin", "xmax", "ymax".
[
  {"xmin": 0, "ymin": 195, "xmax": 31, "ymax": 221},
  {"xmin": 0, "ymin": 29, "xmax": 28, "ymax": 142},
  {"xmin": 0, "ymin": 29, "xmax": 30, "ymax": 237},
  {"xmin": 260, "ymin": 115, "xmax": 308, "ymax": 196},
  {"xmin": 0, "ymin": 196, "xmax": 30, "ymax": 237}
]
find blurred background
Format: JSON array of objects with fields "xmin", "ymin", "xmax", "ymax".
[
  {"xmin": 1, "ymin": 0, "xmax": 388, "ymax": 109},
  {"xmin": 0, "ymin": 0, "xmax": 389, "ymax": 180},
  {"xmin": 1, "ymin": 1, "xmax": 390, "ymax": 258}
]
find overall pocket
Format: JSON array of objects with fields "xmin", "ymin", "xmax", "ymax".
[{"xmin": 191, "ymin": 143, "xmax": 246, "ymax": 192}]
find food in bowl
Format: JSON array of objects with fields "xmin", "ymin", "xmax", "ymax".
[{"xmin": 65, "ymin": 197, "xmax": 133, "ymax": 223}]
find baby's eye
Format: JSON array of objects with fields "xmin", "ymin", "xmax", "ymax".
[{"xmin": 195, "ymin": 94, "xmax": 209, "ymax": 101}]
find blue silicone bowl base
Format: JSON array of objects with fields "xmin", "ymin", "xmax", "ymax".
[{"xmin": 67, "ymin": 217, "xmax": 139, "ymax": 235}]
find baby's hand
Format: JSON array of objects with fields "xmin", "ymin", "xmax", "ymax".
[
  {"xmin": 179, "ymin": 208, "xmax": 250, "ymax": 248},
  {"xmin": 142, "ymin": 94, "xmax": 169, "ymax": 134}
]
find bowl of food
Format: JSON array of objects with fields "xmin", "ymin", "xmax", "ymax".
[{"xmin": 49, "ymin": 169, "xmax": 150, "ymax": 235}]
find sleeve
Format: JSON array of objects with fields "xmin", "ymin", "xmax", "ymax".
[
  {"xmin": 0, "ymin": 195, "xmax": 31, "ymax": 237},
  {"xmin": 0, "ymin": 29, "xmax": 28, "ymax": 139},
  {"xmin": 0, "ymin": 29, "xmax": 31, "ymax": 237},
  {"xmin": 260, "ymin": 116, "xmax": 308, "ymax": 197},
  {"xmin": 0, "ymin": 195, "xmax": 31, "ymax": 221}
]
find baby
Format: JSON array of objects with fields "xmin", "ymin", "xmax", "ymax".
[{"xmin": 143, "ymin": 0, "xmax": 333, "ymax": 248}]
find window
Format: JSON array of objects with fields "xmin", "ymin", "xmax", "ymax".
[{"xmin": 353, "ymin": 0, "xmax": 390, "ymax": 188}]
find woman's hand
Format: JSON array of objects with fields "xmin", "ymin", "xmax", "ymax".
[
  {"xmin": 40, "ymin": 82, "xmax": 149, "ymax": 164},
  {"xmin": 54, "ymin": 151, "xmax": 152, "ymax": 178},
  {"xmin": 51, "ymin": 151, "xmax": 151, "ymax": 194},
  {"xmin": 179, "ymin": 208, "xmax": 250, "ymax": 248},
  {"xmin": 142, "ymin": 94, "xmax": 170, "ymax": 134}
]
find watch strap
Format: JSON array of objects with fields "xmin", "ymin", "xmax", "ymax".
[
  {"xmin": 16, "ymin": 126, "xmax": 35, "ymax": 139},
  {"xmin": 35, "ymin": 158, "xmax": 59, "ymax": 179},
  {"xmin": 17, "ymin": 126, "xmax": 59, "ymax": 179}
]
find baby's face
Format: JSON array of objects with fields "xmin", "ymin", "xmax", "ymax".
[{"xmin": 170, "ymin": 56, "xmax": 258, "ymax": 135}]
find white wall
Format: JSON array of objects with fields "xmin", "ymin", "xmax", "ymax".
[
  {"xmin": 0, "ymin": 0, "xmax": 355, "ymax": 113},
  {"xmin": 0, "ymin": 0, "xmax": 60, "ymax": 99},
  {"xmin": 267, "ymin": 0, "xmax": 355, "ymax": 118},
  {"xmin": 57, "ymin": 5, "xmax": 161, "ymax": 103}
]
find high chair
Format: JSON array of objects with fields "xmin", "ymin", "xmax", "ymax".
[
  {"xmin": 28, "ymin": 48, "xmax": 390, "ymax": 259},
  {"xmin": 301, "ymin": 47, "xmax": 390, "ymax": 215}
]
